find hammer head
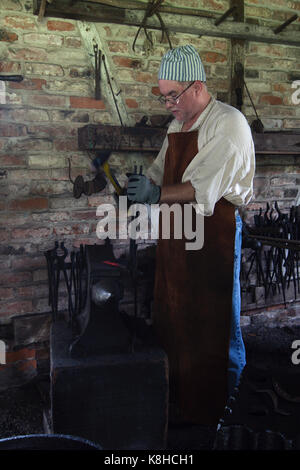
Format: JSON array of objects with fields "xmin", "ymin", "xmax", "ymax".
[{"xmin": 93, "ymin": 150, "xmax": 112, "ymax": 169}]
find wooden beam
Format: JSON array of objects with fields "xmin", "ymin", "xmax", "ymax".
[
  {"xmin": 33, "ymin": 0, "xmax": 126, "ymax": 23},
  {"xmin": 230, "ymin": 1, "xmax": 245, "ymax": 109},
  {"xmin": 79, "ymin": 0, "xmax": 218, "ymax": 19},
  {"xmin": 33, "ymin": 0, "xmax": 300, "ymax": 47},
  {"xmin": 78, "ymin": 124, "xmax": 300, "ymax": 155}
]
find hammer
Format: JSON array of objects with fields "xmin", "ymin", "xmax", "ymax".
[{"xmin": 92, "ymin": 150, "xmax": 123, "ymax": 195}]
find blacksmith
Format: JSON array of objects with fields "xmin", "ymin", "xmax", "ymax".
[{"xmin": 127, "ymin": 45, "xmax": 255, "ymax": 425}]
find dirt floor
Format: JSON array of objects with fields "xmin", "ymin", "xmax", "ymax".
[{"xmin": 0, "ymin": 323, "xmax": 299, "ymax": 451}]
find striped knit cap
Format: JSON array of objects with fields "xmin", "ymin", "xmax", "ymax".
[{"xmin": 158, "ymin": 45, "xmax": 206, "ymax": 82}]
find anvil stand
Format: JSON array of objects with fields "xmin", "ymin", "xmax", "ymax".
[{"xmin": 48, "ymin": 240, "xmax": 168, "ymax": 450}]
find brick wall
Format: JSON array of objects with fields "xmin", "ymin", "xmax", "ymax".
[{"xmin": 0, "ymin": 0, "xmax": 299, "ymax": 389}]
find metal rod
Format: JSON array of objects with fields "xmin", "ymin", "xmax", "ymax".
[
  {"xmin": 0, "ymin": 75, "xmax": 23, "ymax": 82},
  {"xmin": 214, "ymin": 6, "xmax": 236, "ymax": 26},
  {"xmin": 94, "ymin": 43, "xmax": 101, "ymax": 100},
  {"xmin": 274, "ymin": 14, "xmax": 298, "ymax": 34},
  {"xmin": 247, "ymin": 234, "xmax": 300, "ymax": 250},
  {"xmin": 102, "ymin": 54, "xmax": 124, "ymax": 127}
]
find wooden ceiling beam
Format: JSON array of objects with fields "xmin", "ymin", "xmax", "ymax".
[
  {"xmin": 33, "ymin": 0, "xmax": 300, "ymax": 47},
  {"xmin": 66, "ymin": 0, "xmax": 218, "ymax": 19}
]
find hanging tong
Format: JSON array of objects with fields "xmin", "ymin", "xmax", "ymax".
[
  {"xmin": 93, "ymin": 43, "xmax": 101, "ymax": 100},
  {"xmin": 102, "ymin": 54, "xmax": 123, "ymax": 127}
]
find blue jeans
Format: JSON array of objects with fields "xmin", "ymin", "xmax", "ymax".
[{"xmin": 227, "ymin": 211, "xmax": 246, "ymax": 396}]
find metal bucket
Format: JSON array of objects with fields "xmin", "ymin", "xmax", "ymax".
[{"xmin": 0, "ymin": 433, "xmax": 102, "ymax": 450}]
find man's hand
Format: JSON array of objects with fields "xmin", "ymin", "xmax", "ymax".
[{"xmin": 127, "ymin": 174, "xmax": 161, "ymax": 204}]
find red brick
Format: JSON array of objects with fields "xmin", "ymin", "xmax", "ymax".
[
  {"xmin": 27, "ymin": 125, "xmax": 76, "ymax": 138},
  {"xmin": 9, "ymin": 197, "xmax": 48, "ymax": 211},
  {"xmin": 0, "ymin": 124, "xmax": 27, "ymax": 137},
  {"xmin": 30, "ymin": 95, "xmax": 67, "ymax": 108},
  {"xmin": 0, "ymin": 287, "xmax": 14, "ymax": 300},
  {"xmin": 47, "ymin": 20, "xmax": 75, "ymax": 31},
  {"xmin": 125, "ymin": 98, "xmax": 138, "ymax": 109},
  {"xmin": 260, "ymin": 95, "xmax": 283, "ymax": 105},
  {"xmin": 9, "ymin": 78, "xmax": 46, "ymax": 91},
  {"xmin": 0, "ymin": 230, "xmax": 9, "ymax": 242},
  {"xmin": 107, "ymin": 41, "xmax": 129, "ymax": 53},
  {"xmin": 6, "ymin": 347, "xmax": 36, "ymax": 364},
  {"xmin": 5, "ymin": 16, "xmax": 36, "ymax": 30},
  {"xmin": 11, "ymin": 227, "xmax": 51, "ymax": 240},
  {"xmin": 70, "ymin": 96, "xmax": 106, "ymax": 109},
  {"xmin": 71, "ymin": 210, "xmax": 98, "ymax": 221},
  {"xmin": 203, "ymin": 52, "xmax": 227, "ymax": 63},
  {"xmin": 53, "ymin": 224, "xmax": 90, "ymax": 236},
  {"xmin": 0, "ymin": 29, "xmax": 18, "ymax": 42},
  {"xmin": 0, "ymin": 300, "xmax": 33, "ymax": 316},
  {"xmin": 135, "ymin": 71, "xmax": 156, "ymax": 83},
  {"xmin": 0, "ymin": 155, "xmax": 26, "ymax": 166},
  {"xmin": 12, "ymin": 256, "xmax": 45, "ymax": 270},
  {"xmin": 9, "ymin": 47, "xmax": 48, "ymax": 61},
  {"xmin": 65, "ymin": 37, "xmax": 81, "ymax": 48},
  {"xmin": 16, "ymin": 286, "xmax": 34, "ymax": 298},
  {"xmin": 0, "ymin": 272, "xmax": 32, "ymax": 286},
  {"xmin": 112, "ymin": 56, "xmax": 141, "ymax": 68},
  {"xmin": 273, "ymin": 84, "xmax": 289, "ymax": 93},
  {"xmin": 0, "ymin": 61, "xmax": 21, "ymax": 73},
  {"xmin": 54, "ymin": 138, "xmax": 78, "ymax": 151},
  {"xmin": 152, "ymin": 86, "xmax": 160, "ymax": 96}
]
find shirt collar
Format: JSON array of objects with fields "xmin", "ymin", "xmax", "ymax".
[{"xmin": 167, "ymin": 96, "xmax": 216, "ymax": 134}]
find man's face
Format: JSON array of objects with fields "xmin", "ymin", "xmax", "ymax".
[{"xmin": 158, "ymin": 79, "xmax": 196, "ymax": 123}]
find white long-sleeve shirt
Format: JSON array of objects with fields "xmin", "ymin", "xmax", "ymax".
[{"xmin": 147, "ymin": 97, "xmax": 255, "ymax": 216}]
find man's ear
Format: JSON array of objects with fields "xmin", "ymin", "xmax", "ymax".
[{"xmin": 194, "ymin": 80, "xmax": 204, "ymax": 94}]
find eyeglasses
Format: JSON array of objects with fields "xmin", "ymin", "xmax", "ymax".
[{"xmin": 158, "ymin": 81, "xmax": 195, "ymax": 105}]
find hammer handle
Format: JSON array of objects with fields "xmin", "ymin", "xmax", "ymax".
[{"xmin": 102, "ymin": 162, "xmax": 122, "ymax": 195}]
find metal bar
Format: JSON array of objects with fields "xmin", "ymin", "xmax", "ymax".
[
  {"xmin": 102, "ymin": 54, "xmax": 123, "ymax": 127},
  {"xmin": 214, "ymin": 6, "xmax": 236, "ymax": 26},
  {"xmin": 274, "ymin": 14, "xmax": 298, "ymax": 34},
  {"xmin": 0, "ymin": 75, "xmax": 23, "ymax": 82}
]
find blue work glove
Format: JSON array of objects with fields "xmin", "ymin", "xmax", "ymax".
[{"xmin": 127, "ymin": 174, "xmax": 161, "ymax": 204}]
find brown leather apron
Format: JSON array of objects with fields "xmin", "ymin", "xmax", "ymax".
[{"xmin": 153, "ymin": 130, "xmax": 236, "ymax": 425}]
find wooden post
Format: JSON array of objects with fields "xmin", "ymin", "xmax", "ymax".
[{"xmin": 229, "ymin": 1, "xmax": 245, "ymax": 110}]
